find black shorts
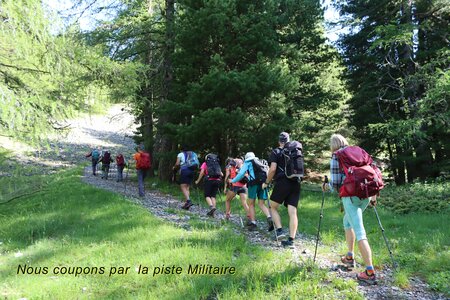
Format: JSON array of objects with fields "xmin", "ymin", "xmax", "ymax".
[
  {"xmin": 270, "ymin": 177, "xmax": 301, "ymax": 208},
  {"xmin": 204, "ymin": 179, "xmax": 221, "ymax": 198},
  {"xmin": 228, "ymin": 185, "xmax": 247, "ymax": 195},
  {"xmin": 179, "ymin": 168, "xmax": 194, "ymax": 185}
]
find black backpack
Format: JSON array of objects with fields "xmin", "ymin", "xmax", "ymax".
[
  {"xmin": 206, "ymin": 154, "xmax": 221, "ymax": 179},
  {"xmin": 249, "ymin": 158, "xmax": 269, "ymax": 186},
  {"xmin": 281, "ymin": 141, "xmax": 304, "ymax": 180},
  {"xmin": 102, "ymin": 151, "xmax": 112, "ymax": 164}
]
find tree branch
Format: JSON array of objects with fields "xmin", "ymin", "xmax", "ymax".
[{"xmin": 0, "ymin": 62, "xmax": 50, "ymax": 74}]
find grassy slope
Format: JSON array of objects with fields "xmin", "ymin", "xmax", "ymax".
[{"xmin": 0, "ymin": 169, "xmax": 362, "ymax": 300}]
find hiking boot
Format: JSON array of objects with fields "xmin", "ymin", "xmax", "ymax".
[
  {"xmin": 341, "ymin": 255, "xmax": 356, "ymax": 269},
  {"xmin": 225, "ymin": 213, "xmax": 231, "ymax": 220},
  {"xmin": 281, "ymin": 239, "xmax": 295, "ymax": 248},
  {"xmin": 207, "ymin": 207, "xmax": 216, "ymax": 217},
  {"xmin": 275, "ymin": 228, "xmax": 286, "ymax": 239},
  {"xmin": 248, "ymin": 223, "xmax": 257, "ymax": 231},
  {"xmin": 246, "ymin": 216, "xmax": 252, "ymax": 227},
  {"xmin": 267, "ymin": 217, "xmax": 274, "ymax": 232},
  {"xmin": 356, "ymin": 270, "xmax": 377, "ymax": 285},
  {"xmin": 182, "ymin": 201, "xmax": 193, "ymax": 210}
]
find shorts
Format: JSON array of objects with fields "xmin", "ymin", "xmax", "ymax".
[
  {"xmin": 204, "ymin": 179, "xmax": 221, "ymax": 198},
  {"xmin": 270, "ymin": 177, "xmax": 301, "ymax": 207},
  {"xmin": 228, "ymin": 185, "xmax": 247, "ymax": 195},
  {"xmin": 179, "ymin": 168, "xmax": 194, "ymax": 185},
  {"xmin": 342, "ymin": 196, "xmax": 370, "ymax": 241},
  {"xmin": 247, "ymin": 184, "xmax": 268, "ymax": 200}
]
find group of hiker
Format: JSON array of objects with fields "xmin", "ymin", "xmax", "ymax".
[
  {"xmin": 85, "ymin": 144, "xmax": 151, "ymax": 196},
  {"xmin": 173, "ymin": 132, "xmax": 304, "ymax": 249},
  {"xmin": 172, "ymin": 132, "xmax": 383, "ymax": 285},
  {"xmin": 85, "ymin": 131, "xmax": 383, "ymax": 285}
]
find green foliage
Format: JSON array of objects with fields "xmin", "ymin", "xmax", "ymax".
[
  {"xmin": 428, "ymin": 271, "xmax": 450, "ymax": 295},
  {"xmin": 380, "ymin": 181, "xmax": 450, "ymax": 214},
  {"xmin": 336, "ymin": 0, "xmax": 450, "ymax": 183},
  {"xmin": 0, "ymin": 0, "xmax": 141, "ymax": 143}
]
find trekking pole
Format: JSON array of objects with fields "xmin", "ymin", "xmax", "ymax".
[
  {"xmin": 372, "ymin": 205, "xmax": 397, "ymax": 270},
  {"xmin": 314, "ymin": 175, "xmax": 328, "ymax": 263}
]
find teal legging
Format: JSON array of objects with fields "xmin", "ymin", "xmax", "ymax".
[{"xmin": 342, "ymin": 196, "xmax": 370, "ymax": 241}]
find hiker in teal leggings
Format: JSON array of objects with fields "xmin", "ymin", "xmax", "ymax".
[{"xmin": 324, "ymin": 134, "xmax": 377, "ymax": 285}]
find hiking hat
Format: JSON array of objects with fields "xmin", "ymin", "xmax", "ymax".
[
  {"xmin": 279, "ymin": 132, "xmax": 290, "ymax": 143},
  {"xmin": 244, "ymin": 152, "xmax": 256, "ymax": 161}
]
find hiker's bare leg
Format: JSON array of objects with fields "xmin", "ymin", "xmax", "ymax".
[
  {"xmin": 258, "ymin": 199, "xmax": 270, "ymax": 218},
  {"xmin": 211, "ymin": 197, "xmax": 216, "ymax": 208},
  {"xmin": 270, "ymin": 201, "xmax": 282, "ymax": 229},
  {"xmin": 205, "ymin": 196, "xmax": 213, "ymax": 207},
  {"xmin": 239, "ymin": 193, "xmax": 249, "ymax": 214},
  {"xmin": 180, "ymin": 184, "xmax": 190, "ymax": 201},
  {"xmin": 247, "ymin": 199, "xmax": 256, "ymax": 221},
  {"xmin": 358, "ymin": 239, "xmax": 373, "ymax": 267},
  {"xmin": 287, "ymin": 204, "xmax": 298, "ymax": 239},
  {"xmin": 225, "ymin": 191, "xmax": 235, "ymax": 215},
  {"xmin": 345, "ymin": 229, "xmax": 356, "ymax": 254}
]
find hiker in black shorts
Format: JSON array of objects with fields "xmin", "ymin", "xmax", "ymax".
[{"xmin": 263, "ymin": 132, "xmax": 301, "ymax": 248}]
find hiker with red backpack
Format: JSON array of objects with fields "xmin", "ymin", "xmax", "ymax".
[
  {"xmin": 323, "ymin": 134, "xmax": 384, "ymax": 285},
  {"xmin": 115, "ymin": 153, "xmax": 126, "ymax": 182},
  {"xmin": 223, "ymin": 157, "xmax": 250, "ymax": 221},
  {"xmin": 133, "ymin": 144, "xmax": 151, "ymax": 197},
  {"xmin": 230, "ymin": 152, "xmax": 273, "ymax": 232},
  {"xmin": 195, "ymin": 153, "xmax": 223, "ymax": 217},
  {"xmin": 85, "ymin": 146, "xmax": 101, "ymax": 176},
  {"xmin": 99, "ymin": 149, "xmax": 113, "ymax": 180},
  {"xmin": 263, "ymin": 132, "xmax": 304, "ymax": 248},
  {"xmin": 173, "ymin": 145, "xmax": 199, "ymax": 210}
]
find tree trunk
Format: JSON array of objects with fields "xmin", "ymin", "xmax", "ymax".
[
  {"xmin": 394, "ymin": 144, "xmax": 406, "ymax": 185},
  {"xmin": 156, "ymin": 0, "xmax": 175, "ymax": 181}
]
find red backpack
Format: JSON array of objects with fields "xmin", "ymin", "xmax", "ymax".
[
  {"xmin": 116, "ymin": 154, "xmax": 125, "ymax": 166},
  {"xmin": 335, "ymin": 146, "xmax": 384, "ymax": 199},
  {"xmin": 136, "ymin": 152, "xmax": 151, "ymax": 170}
]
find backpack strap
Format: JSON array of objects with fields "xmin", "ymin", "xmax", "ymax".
[{"xmin": 183, "ymin": 151, "xmax": 188, "ymax": 165}]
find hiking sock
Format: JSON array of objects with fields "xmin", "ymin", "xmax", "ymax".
[
  {"xmin": 366, "ymin": 266, "xmax": 374, "ymax": 275},
  {"xmin": 347, "ymin": 252, "xmax": 354, "ymax": 260}
]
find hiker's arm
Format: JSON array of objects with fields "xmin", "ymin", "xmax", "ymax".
[
  {"xmin": 262, "ymin": 162, "xmax": 277, "ymax": 189},
  {"xmin": 231, "ymin": 163, "xmax": 248, "ymax": 183},
  {"xmin": 173, "ymin": 157, "xmax": 181, "ymax": 169},
  {"xmin": 195, "ymin": 169, "xmax": 205, "ymax": 184},
  {"xmin": 224, "ymin": 168, "xmax": 230, "ymax": 190}
]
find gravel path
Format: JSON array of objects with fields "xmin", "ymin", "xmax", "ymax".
[{"xmin": 8, "ymin": 105, "xmax": 448, "ymax": 300}]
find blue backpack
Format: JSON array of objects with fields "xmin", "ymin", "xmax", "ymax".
[
  {"xmin": 184, "ymin": 151, "xmax": 199, "ymax": 171},
  {"xmin": 92, "ymin": 149, "xmax": 100, "ymax": 161}
]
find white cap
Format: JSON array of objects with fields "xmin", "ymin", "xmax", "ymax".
[{"xmin": 244, "ymin": 152, "xmax": 256, "ymax": 161}]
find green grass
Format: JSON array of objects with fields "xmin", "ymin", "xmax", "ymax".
[
  {"xmin": 0, "ymin": 169, "xmax": 363, "ymax": 299},
  {"xmin": 147, "ymin": 177, "xmax": 450, "ymax": 296}
]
